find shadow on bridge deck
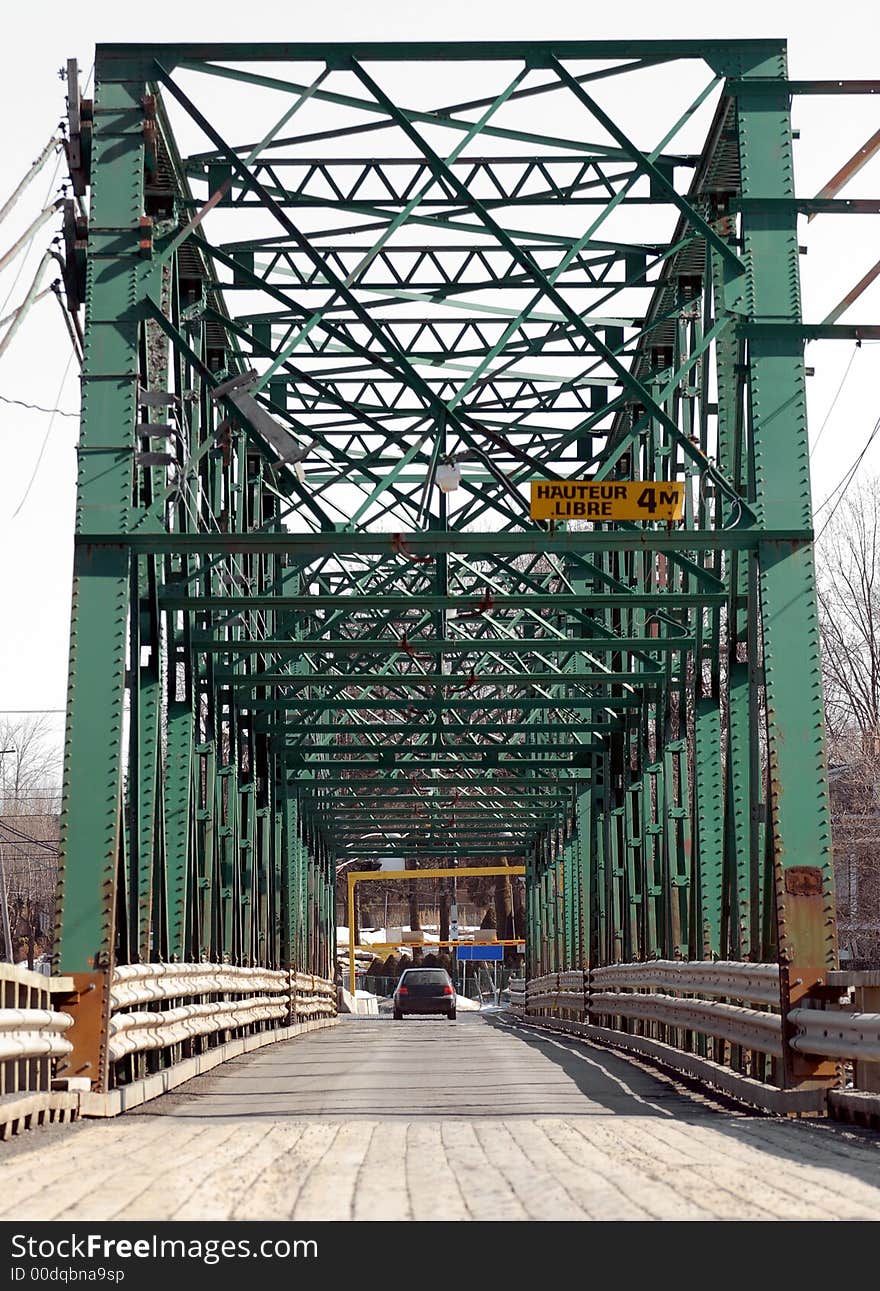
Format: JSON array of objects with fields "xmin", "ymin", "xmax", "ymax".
[
  {"xmin": 137, "ymin": 1013, "xmax": 716, "ymax": 1121},
  {"xmin": 1, "ymin": 1015, "xmax": 879, "ymax": 1221}
]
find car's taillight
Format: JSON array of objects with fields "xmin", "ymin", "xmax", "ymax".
[
  {"xmin": 397, "ymin": 986, "xmax": 408, "ymax": 994},
  {"xmin": 443, "ymin": 985, "xmax": 454, "ymax": 996}
]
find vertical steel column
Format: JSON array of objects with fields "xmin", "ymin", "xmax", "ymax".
[
  {"xmin": 525, "ymin": 846, "xmax": 538, "ymax": 979},
  {"xmin": 55, "ymin": 61, "xmax": 147, "ymax": 1090},
  {"xmin": 165, "ymin": 700, "xmax": 193, "ymax": 960},
  {"xmin": 736, "ymin": 58, "xmax": 838, "ymax": 1086},
  {"xmin": 576, "ymin": 785, "xmax": 593, "ymax": 968},
  {"xmin": 693, "ymin": 698, "xmax": 724, "ymax": 957}
]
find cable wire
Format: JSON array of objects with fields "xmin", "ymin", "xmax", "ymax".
[
  {"xmin": 0, "ymin": 393, "xmax": 78, "ymax": 418},
  {"xmin": 0, "ymin": 822, "xmax": 60, "ymax": 855},
  {"xmin": 810, "ymin": 344, "xmax": 859, "ymax": 459},
  {"xmin": 814, "ymin": 412, "xmax": 880, "ymax": 541},
  {"xmin": 10, "ymin": 348, "xmax": 75, "ymax": 518}
]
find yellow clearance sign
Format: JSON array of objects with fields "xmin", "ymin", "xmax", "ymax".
[{"xmin": 530, "ymin": 479, "xmax": 685, "ymax": 522}]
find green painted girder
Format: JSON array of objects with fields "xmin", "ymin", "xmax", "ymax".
[
  {"xmin": 741, "ymin": 322, "xmax": 880, "ymax": 342},
  {"xmin": 222, "ymin": 235, "xmax": 661, "ymax": 258},
  {"xmin": 278, "ymin": 745, "xmax": 602, "ymax": 759},
  {"xmin": 101, "ymin": 38, "xmax": 782, "ymax": 65},
  {"xmin": 328, "ymin": 812, "xmax": 557, "ymax": 821},
  {"xmin": 226, "ymin": 273, "xmax": 640, "ymax": 293},
  {"xmin": 250, "ymin": 696, "xmax": 642, "ymax": 711},
  {"xmin": 195, "ymin": 635, "xmax": 695, "ymax": 655},
  {"xmin": 223, "ymin": 671, "xmax": 661, "ymax": 688},
  {"xmin": 329, "ymin": 803, "xmax": 558, "ymax": 812},
  {"xmin": 192, "ymin": 195, "xmax": 676, "ymax": 210},
  {"xmin": 257, "ymin": 723, "xmax": 616, "ymax": 737},
  {"xmin": 182, "ymin": 81, "xmax": 681, "ymax": 176},
  {"xmin": 294, "ymin": 772, "xmax": 579, "ymax": 784},
  {"xmin": 189, "ymin": 162, "xmax": 658, "ymax": 207},
  {"xmin": 82, "ymin": 529, "xmax": 809, "ymax": 555},
  {"xmin": 302, "ymin": 784, "xmax": 574, "ymax": 795},
  {"xmin": 276, "ymin": 741, "xmax": 603, "ymax": 755},
  {"xmin": 733, "ymin": 197, "xmax": 880, "ymax": 216},
  {"xmin": 162, "ymin": 592, "xmax": 724, "ymax": 610},
  {"xmin": 333, "ymin": 824, "xmax": 539, "ymax": 834}
]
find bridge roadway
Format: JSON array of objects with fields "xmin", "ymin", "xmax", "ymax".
[{"xmin": 3, "ymin": 1014, "xmax": 880, "ymax": 1221}]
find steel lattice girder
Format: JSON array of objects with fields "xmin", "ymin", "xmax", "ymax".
[{"xmin": 54, "ymin": 38, "xmax": 848, "ymax": 1092}]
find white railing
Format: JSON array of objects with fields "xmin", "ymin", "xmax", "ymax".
[
  {"xmin": 508, "ymin": 977, "xmax": 526, "ymax": 1008},
  {"xmin": 108, "ymin": 963, "xmax": 337, "ymax": 1065},
  {"xmin": 789, "ymin": 1008, "xmax": 880, "ymax": 1061},
  {"xmin": 512, "ymin": 960, "xmax": 880, "ymax": 1116},
  {"xmin": 590, "ymin": 960, "xmax": 779, "ymax": 1006},
  {"xmin": 292, "ymin": 972, "xmax": 337, "ymax": 1019},
  {"xmin": 0, "ymin": 961, "xmax": 339, "ymax": 1133},
  {"xmin": 514, "ymin": 960, "xmax": 787, "ymax": 1107},
  {"xmin": 590, "ymin": 991, "xmax": 782, "ymax": 1055},
  {"xmin": 110, "ymin": 962, "xmax": 290, "ymax": 1009},
  {"xmin": 108, "ymin": 997, "xmax": 290, "ymax": 1061},
  {"xmin": 0, "ymin": 963, "xmax": 79, "ymax": 1138},
  {"xmin": 0, "ymin": 964, "xmax": 75, "ymax": 1077},
  {"xmin": 0, "ymin": 1008, "xmax": 74, "ymax": 1062}
]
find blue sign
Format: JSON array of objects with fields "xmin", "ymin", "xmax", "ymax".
[{"xmin": 456, "ymin": 944, "xmax": 504, "ymax": 961}]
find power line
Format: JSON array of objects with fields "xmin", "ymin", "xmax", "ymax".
[
  {"xmin": 0, "ymin": 833, "xmax": 58, "ymax": 870},
  {"xmin": 0, "ymin": 821, "xmax": 60, "ymax": 855},
  {"xmin": 810, "ymin": 344, "xmax": 859, "ymax": 458},
  {"xmin": 815, "ymin": 412, "xmax": 880, "ymax": 541},
  {"xmin": 0, "ymin": 709, "xmax": 64, "ymax": 714},
  {"xmin": 0, "ymin": 393, "xmax": 78, "ymax": 418},
  {"xmin": 10, "ymin": 347, "xmax": 75, "ymax": 518}
]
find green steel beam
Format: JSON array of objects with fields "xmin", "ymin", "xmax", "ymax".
[
  {"xmin": 100, "ymin": 39, "xmax": 783, "ymax": 64},
  {"xmin": 194, "ymin": 636, "xmax": 695, "ymax": 655},
  {"xmin": 78, "ymin": 529, "xmax": 808, "ymax": 555},
  {"xmin": 161, "ymin": 592, "xmax": 726, "ymax": 610}
]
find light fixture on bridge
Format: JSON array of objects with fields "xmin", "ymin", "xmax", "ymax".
[
  {"xmin": 211, "ymin": 369, "xmax": 314, "ymax": 475},
  {"xmin": 436, "ymin": 459, "xmax": 461, "ymax": 493}
]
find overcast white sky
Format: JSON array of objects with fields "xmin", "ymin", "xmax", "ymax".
[{"xmin": 0, "ymin": 0, "xmax": 878, "ymax": 758}]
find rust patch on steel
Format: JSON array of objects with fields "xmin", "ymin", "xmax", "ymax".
[
  {"xmin": 784, "ymin": 866, "xmax": 824, "ymax": 897},
  {"xmin": 55, "ymin": 970, "xmax": 111, "ymax": 1092}
]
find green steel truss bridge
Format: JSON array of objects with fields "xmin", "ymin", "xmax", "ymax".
[{"xmin": 47, "ymin": 40, "xmax": 880, "ymax": 1108}]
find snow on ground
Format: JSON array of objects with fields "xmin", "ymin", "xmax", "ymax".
[
  {"xmin": 455, "ymin": 995, "xmax": 480, "ymax": 1011},
  {"xmin": 336, "ymin": 925, "xmax": 483, "ymax": 946}
]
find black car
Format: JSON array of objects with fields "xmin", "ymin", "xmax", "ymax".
[{"xmin": 392, "ymin": 967, "xmax": 457, "ymax": 1020}]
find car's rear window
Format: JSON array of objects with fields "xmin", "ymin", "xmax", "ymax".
[{"xmin": 400, "ymin": 970, "xmax": 450, "ymax": 984}]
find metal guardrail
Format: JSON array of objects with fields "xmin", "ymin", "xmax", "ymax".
[
  {"xmin": 0, "ymin": 1008, "xmax": 75, "ymax": 1062},
  {"xmin": 590, "ymin": 960, "xmax": 780, "ymax": 1006},
  {"xmin": 590, "ymin": 991, "xmax": 782, "ymax": 1056},
  {"xmin": 510, "ymin": 960, "xmax": 880, "ymax": 1119},
  {"xmin": 292, "ymin": 972, "xmax": 337, "ymax": 1019},
  {"xmin": 108, "ymin": 964, "xmax": 336, "ymax": 1065},
  {"xmin": 0, "ymin": 963, "xmax": 79, "ymax": 1138},
  {"xmin": 108, "ymin": 997, "xmax": 291, "ymax": 1062},
  {"xmin": 789, "ymin": 1008, "xmax": 880, "ymax": 1061},
  {"xmin": 110, "ymin": 962, "xmax": 290, "ymax": 1009},
  {"xmin": 0, "ymin": 962, "xmax": 337, "ymax": 1134}
]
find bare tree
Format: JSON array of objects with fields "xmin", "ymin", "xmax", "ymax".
[
  {"xmin": 818, "ymin": 479, "xmax": 880, "ymax": 758},
  {"xmin": 0, "ymin": 715, "xmax": 62, "ymax": 810},
  {"xmin": 0, "ymin": 714, "xmax": 61, "ymax": 964},
  {"xmin": 817, "ymin": 478, "xmax": 880, "ymax": 961}
]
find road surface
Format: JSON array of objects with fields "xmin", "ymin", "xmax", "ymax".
[{"xmin": 2, "ymin": 1014, "xmax": 880, "ymax": 1220}]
